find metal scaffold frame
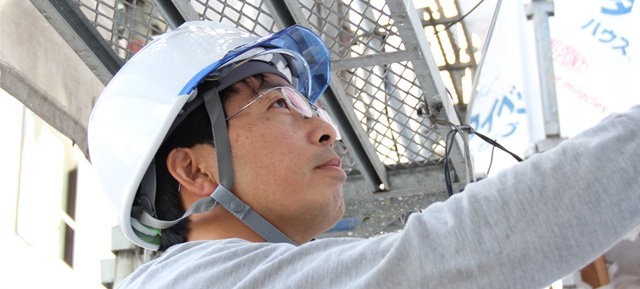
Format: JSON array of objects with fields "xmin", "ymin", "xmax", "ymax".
[{"xmin": 28, "ymin": 0, "xmax": 476, "ymax": 246}]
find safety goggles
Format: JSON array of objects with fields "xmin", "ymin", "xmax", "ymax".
[{"xmin": 226, "ymin": 86, "xmax": 341, "ymax": 140}]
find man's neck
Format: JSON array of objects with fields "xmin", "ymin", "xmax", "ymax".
[{"xmin": 186, "ymin": 206, "xmax": 268, "ymax": 243}]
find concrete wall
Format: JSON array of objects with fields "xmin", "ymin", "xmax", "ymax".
[{"xmin": 0, "ymin": 0, "xmax": 104, "ymax": 158}]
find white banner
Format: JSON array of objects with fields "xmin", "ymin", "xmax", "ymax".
[
  {"xmin": 465, "ymin": 0, "xmax": 542, "ymax": 175},
  {"xmin": 465, "ymin": 0, "xmax": 635, "ymax": 176},
  {"xmin": 551, "ymin": 0, "xmax": 636, "ymax": 137}
]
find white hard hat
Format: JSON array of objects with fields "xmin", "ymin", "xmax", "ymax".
[{"xmin": 88, "ymin": 21, "xmax": 330, "ymax": 249}]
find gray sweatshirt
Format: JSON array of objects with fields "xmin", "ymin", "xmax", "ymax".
[{"xmin": 117, "ymin": 106, "xmax": 640, "ymax": 289}]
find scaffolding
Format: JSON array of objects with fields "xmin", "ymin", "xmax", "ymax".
[{"xmin": 27, "ymin": 0, "xmax": 478, "ymax": 286}]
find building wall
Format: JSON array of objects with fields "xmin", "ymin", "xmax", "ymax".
[{"xmin": 0, "ymin": 88, "xmax": 117, "ymax": 288}]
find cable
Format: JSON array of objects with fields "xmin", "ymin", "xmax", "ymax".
[
  {"xmin": 472, "ymin": 130, "xmax": 523, "ymax": 162},
  {"xmin": 426, "ymin": 0, "xmax": 486, "ymax": 37},
  {"xmin": 440, "ymin": 120, "xmax": 522, "ymax": 196},
  {"xmin": 443, "ymin": 125, "xmax": 473, "ymax": 196},
  {"xmin": 440, "ymin": 0, "xmax": 509, "ymax": 196},
  {"xmin": 443, "ymin": 129, "xmax": 457, "ymax": 196},
  {"xmin": 486, "ymin": 140, "xmax": 497, "ymax": 175},
  {"xmin": 421, "ymin": 0, "xmax": 513, "ymax": 195}
]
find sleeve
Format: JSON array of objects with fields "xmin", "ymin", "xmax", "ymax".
[
  {"xmin": 388, "ymin": 105, "xmax": 640, "ymax": 288},
  {"xmin": 276, "ymin": 106, "xmax": 640, "ymax": 289}
]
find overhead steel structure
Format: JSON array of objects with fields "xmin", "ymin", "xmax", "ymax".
[{"xmin": 29, "ymin": 0, "xmax": 477, "ymax": 238}]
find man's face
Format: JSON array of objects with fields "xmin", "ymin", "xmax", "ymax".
[{"xmin": 222, "ymin": 73, "xmax": 346, "ymax": 242}]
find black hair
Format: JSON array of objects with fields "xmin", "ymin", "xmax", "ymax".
[
  {"xmin": 154, "ymin": 103, "xmax": 212, "ymax": 251},
  {"xmin": 153, "ymin": 74, "xmax": 266, "ymax": 251}
]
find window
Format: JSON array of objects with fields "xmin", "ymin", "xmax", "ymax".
[{"xmin": 15, "ymin": 110, "xmax": 77, "ymax": 267}]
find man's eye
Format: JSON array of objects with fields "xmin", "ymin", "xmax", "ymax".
[{"xmin": 271, "ymin": 98, "xmax": 289, "ymax": 109}]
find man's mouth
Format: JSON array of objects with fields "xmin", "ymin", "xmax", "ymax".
[{"xmin": 318, "ymin": 155, "xmax": 342, "ymax": 169}]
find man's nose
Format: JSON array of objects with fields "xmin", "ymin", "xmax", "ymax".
[{"xmin": 309, "ymin": 115, "xmax": 339, "ymax": 148}]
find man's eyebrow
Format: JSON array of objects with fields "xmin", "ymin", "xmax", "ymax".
[
  {"xmin": 255, "ymin": 87, "xmax": 283, "ymax": 105},
  {"xmin": 252, "ymin": 80, "xmax": 291, "ymax": 103},
  {"xmin": 260, "ymin": 79, "xmax": 290, "ymax": 91}
]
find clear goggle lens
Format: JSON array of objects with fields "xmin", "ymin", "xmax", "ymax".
[
  {"xmin": 226, "ymin": 86, "xmax": 341, "ymax": 140},
  {"xmin": 276, "ymin": 86, "xmax": 342, "ymax": 141}
]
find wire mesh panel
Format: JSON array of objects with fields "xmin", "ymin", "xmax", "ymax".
[
  {"xmin": 297, "ymin": 0, "xmax": 451, "ymax": 169},
  {"xmin": 191, "ymin": 0, "xmax": 278, "ymax": 36},
  {"xmin": 74, "ymin": 0, "xmax": 169, "ymax": 61},
  {"xmin": 339, "ymin": 63, "xmax": 445, "ymax": 167}
]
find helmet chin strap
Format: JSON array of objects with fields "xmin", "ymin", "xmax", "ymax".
[{"xmin": 202, "ymin": 88, "xmax": 296, "ymax": 245}]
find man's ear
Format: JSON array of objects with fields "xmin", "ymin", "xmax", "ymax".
[{"xmin": 166, "ymin": 146, "xmax": 218, "ymax": 196}]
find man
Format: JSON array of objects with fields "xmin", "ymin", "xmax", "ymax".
[
  {"xmin": 88, "ymin": 21, "xmax": 640, "ymax": 288},
  {"xmin": 160, "ymin": 73, "xmax": 345, "ymax": 247}
]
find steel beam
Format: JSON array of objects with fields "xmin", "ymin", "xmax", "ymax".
[
  {"xmin": 30, "ymin": 0, "xmax": 123, "ymax": 85},
  {"xmin": 342, "ymin": 185, "xmax": 451, "ymax": 218},
  {"xmin": 330, "ymin": 51, "xmax": 418, "ymax": 72}
]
